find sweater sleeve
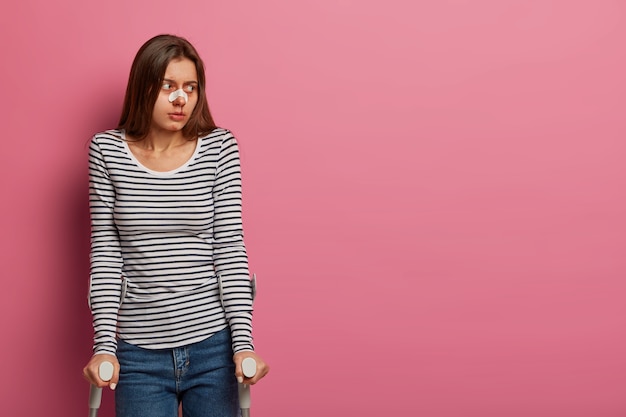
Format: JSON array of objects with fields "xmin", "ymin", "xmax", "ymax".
[
  {"xmin": 88, "ymin": 136, "xmax": 123, "ymax": 356},
  {"xmin": 213, "ymin": 131, "xmax": 255, "ymax": 353}
]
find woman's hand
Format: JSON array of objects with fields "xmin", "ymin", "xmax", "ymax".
[
  {"xmin": 233, "ymin": 351, "xmax": 269, "ymax": 385},
  {"xmin": 83, "ymin": 353, "xmax": 120, "ymax": 390}
]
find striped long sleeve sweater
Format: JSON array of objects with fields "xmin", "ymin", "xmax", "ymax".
[{"xmin": 88, "ymin": 128, "xmax": 254, "ymax": 356}]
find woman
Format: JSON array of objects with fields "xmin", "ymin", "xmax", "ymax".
[{"xmin": 82, "ymin": 34, "xmax": 269, "ymax": 417}]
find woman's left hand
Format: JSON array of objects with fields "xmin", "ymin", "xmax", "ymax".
[{"xmin": 233, "ymin": 351, "xmax": 269, "ymax": 385}]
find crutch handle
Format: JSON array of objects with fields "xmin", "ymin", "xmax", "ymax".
[
  {"xmin": 238, "ymin": 357, "xmax": 257, "ymax": 417},
  {"xmin": 88, "ymin": 361, "xmax": 114, "ymax": 417}
]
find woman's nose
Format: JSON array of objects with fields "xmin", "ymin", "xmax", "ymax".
[{"xmin": 168, "ymin": 89, "xmax": 188, "ymax": 106}]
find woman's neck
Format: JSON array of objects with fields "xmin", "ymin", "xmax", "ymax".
[{"xmin": 136, "ymin": 130, "xmax": 189, "ymax": 151}]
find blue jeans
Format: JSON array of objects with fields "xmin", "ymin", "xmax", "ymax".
[{"xmin": 115, "ymin": 327, "xmax": 240, "ymax": 417}]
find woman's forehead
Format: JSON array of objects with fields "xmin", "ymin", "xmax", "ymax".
[{"xmin": 163, "ymin": 58, "xmax": 197, "ymax": 81}]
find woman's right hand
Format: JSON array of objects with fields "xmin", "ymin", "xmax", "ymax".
[{"xmin": 83, "ymin": 353, "xmax": 120, "ymax": 390}]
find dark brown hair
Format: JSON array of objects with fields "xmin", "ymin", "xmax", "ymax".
[{"xmin": 118, "ymin": 34, "xmax": 216, "ymax": 139}]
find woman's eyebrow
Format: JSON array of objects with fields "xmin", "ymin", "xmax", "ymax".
[{"xmin": 163, "ymin": 78, "xmax": 198, "ymax": 84}]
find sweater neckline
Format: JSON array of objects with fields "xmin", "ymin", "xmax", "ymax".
[{"xmin": 120, "ymin": 130, "xmax": 202, "ymax": 176}]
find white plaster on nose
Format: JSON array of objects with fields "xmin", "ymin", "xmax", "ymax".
[{"xmin": 168, "ymin": 89, "xmax": 188, "ymax": 104}]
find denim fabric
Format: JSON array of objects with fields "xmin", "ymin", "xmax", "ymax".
[{"xmin": 115, "ymin": 327, "xmax": 240, "ymax": 417}]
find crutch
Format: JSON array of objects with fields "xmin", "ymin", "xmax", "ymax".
[
  {"xmin": 88, "ymin": 274, "xmax": 259, "ymax": 416},
  {"xmin": 238, "ymin": 357, "xmax": 257, "ymax": 417},
  {"xmin": 219, "ymin": 273, "xmax": 258, "ymax": 417},
  {"xmin": 88, "ymin": 361, "xmax": 114, "ymax": 417},
  {"xmin": 88, "ymin": 360, "xmax": 257, "ymax": 417}
]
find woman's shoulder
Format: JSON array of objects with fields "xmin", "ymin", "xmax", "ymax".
[
  {"xmin": 92, "ymin": 129, "xmax": 124, "ymax": 144},
  {"xmin": 198, "ymin": 127, "xmax": 238, "ymax": 149},
  {"xmin": 89, "ymin": 129, "xmax": 127, "ymax": 158},
  {"xmin": 199, "ymin": 127, "xmax": 233, "ymax": 141}
]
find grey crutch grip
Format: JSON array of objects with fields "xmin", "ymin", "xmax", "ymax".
[
  {"xmin": 88, "ymin": 361, "xmax": 114, "ymax": 417},
  {"xmin": 238, "ymin": 357, "xmax": 257, "ymax": 417}
]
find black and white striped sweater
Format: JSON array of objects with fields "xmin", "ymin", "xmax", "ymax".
[{"xmin": 88, "ymin": 128, "xmax": 253, "ymax": 356}]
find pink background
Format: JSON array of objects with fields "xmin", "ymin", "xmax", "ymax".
[{"xmin": 1, "ymin": 1, "xmax": 625, "ymax": 416}]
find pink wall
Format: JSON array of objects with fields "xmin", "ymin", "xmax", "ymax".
[{"xmin": 1, "ymin": 1, "xmax": 625, "ymax": 416}]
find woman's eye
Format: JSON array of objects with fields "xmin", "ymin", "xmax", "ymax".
[
  {"xmin": 162, "ymin": 83, "xmax": 172, "ymax": 90},
  {"xmin": 185, "ymin": 85, "xmax": 195, "ymax": 93}
]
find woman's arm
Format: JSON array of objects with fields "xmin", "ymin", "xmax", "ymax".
[
  {"xmin": 212, "ymin": 131, "xmax": 255, "ymax": 353},
  {"xmin": 87, "ymin": 135, "xmax": 124, "ymax": 356}
]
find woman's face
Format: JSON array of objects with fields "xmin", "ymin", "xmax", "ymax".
[{"xmin": 151, "ymin": 57, "xmax": 199, "ymax": 135}]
